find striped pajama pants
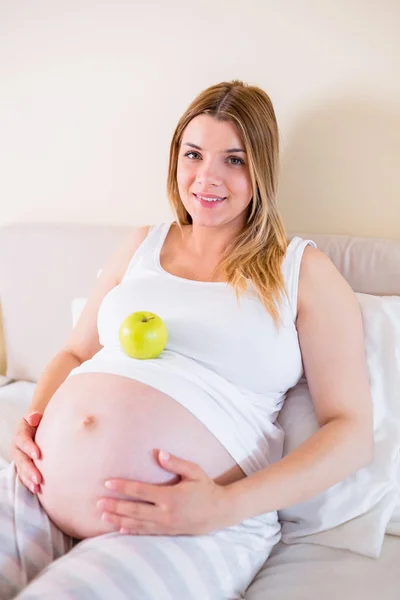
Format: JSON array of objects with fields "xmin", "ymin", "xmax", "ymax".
[{"xmin": 0, "ymin": 463, "xmax": 279, "ymax": 599}]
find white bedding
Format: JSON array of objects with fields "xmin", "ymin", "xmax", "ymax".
[{"xmin": 0, "ymin": 380, "xmax": 35, "ymax": 469}]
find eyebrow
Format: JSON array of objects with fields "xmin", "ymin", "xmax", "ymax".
[{"xmin": 183, "ymin": 142, "xmax": 246, "ymax": 153}]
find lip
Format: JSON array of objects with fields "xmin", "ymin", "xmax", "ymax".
[
  {"xmin": 193, "ymin": 192, "xmax": 226, "ymax": 209},
  {"xmin": 193, "ymin": 193, "xmax": 226, "ymax": 200}
]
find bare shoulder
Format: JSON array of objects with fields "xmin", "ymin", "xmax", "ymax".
[
  {"xmin": 126, "ymin": 224, "xmax": 152, "ymax": 248},
  {"xmin": 299, "ymin": 245, "xmax": 339, "ymax": 282},
  {"xmin": 113, "ymin": 224, "xmax": 152, "ymax": 283},
  {"xmin": 297, "ymin": 245, "xmax": 357, "ymax": 314},
  {"xmin": 64, "ymin": 224, "xmax": 153, "ymax": 362}
]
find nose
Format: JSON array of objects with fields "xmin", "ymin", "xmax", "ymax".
[{"xmin": 195, "ymin": 158, "xmax": 223, "ymax": 187}]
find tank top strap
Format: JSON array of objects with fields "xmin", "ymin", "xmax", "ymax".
[
  {"xmin": 281, "ymin": 236, "xmax": 317, "ymax": 321},
  {"xmin": 121, "ymin": 221, "xmax": 172, "ymax": 282}
]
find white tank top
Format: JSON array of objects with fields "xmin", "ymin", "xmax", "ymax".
[{"xmin": 69, "ymin": 220, "xmax": 317, "ymax": 476}]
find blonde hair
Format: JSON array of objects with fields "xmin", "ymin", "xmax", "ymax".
[{"xmin": 166, "ymin": 80, "xmax": 288, "ymax": 325}]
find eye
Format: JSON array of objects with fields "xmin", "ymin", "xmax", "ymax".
[
  {"xmin": 183, "ymin": 151, "xmax": 244, "ymax": 166},
  {"xmin": 184, "ymin": 151, "xmax": 201, "ymax": 160},
  {"xmin": 227, "ymin": 156, "xmax": 245, "ymax": 166}
]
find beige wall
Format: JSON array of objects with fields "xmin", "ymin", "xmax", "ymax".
[{"xmin": 0, "ymin": 0, "xmax": 399, "ymax": 238}]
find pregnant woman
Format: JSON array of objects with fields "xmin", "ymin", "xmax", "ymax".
[{"xmin": 1, "ymin": 80, "xmax": 373, "ymax": 599}]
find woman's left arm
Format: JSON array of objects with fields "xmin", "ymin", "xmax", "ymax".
[{"xmin": 225, "ymin": 246, "xmax": 374, "ymax": 522}]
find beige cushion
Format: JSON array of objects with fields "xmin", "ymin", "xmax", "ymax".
[
  {"xmin": 246, "ymin": 535, "xmax": 400, "ymax": 600},
  {"xmin": 288, "ymin": 231, "xmax": 400, "ymax": 296},
  {"xmin": 0, "ymin": 223, "xmax": 399, "ymax": 382},
  {"xmin": 0, "ymin": 223, "xmax": 130, "ymax": 381}
]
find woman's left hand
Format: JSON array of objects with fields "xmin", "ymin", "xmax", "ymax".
[{"xmin": 97, "ymin": 451, "xmax": 235, "ymax": 536}]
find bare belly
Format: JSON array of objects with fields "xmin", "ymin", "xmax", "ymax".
[{"xmin": 34, "ymin": 373, "xmax": 246, "ymax": 539}]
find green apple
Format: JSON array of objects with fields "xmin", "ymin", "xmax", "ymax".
[{"xmin": 119, "ymin": 311, "xmax": 168, "ymax": 359}]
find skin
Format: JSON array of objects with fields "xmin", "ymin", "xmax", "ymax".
[{"xmin": 176, "ymin": 113, "xmax": 253, "ymax": 261}]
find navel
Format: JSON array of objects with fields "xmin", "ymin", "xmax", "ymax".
[{"xmin": 81, "ymin": 415, "xmax": 96, "ymax": 428}]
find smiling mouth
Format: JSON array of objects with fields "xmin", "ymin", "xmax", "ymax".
[{"xmin": 193, "ymin": 193, "xmax": 226, "ymax": 203}]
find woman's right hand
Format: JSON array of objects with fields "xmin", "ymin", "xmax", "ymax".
[{"xmin": 11, "ymin": 412, "xmax": 43, "ymax": 494}]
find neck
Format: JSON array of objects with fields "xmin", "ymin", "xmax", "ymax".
[{"xmin": 184, "ymin": 222, "xmax": 243, "ymax": 260}]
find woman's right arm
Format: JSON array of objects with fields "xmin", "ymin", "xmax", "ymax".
[{"xmin": 11, "ymin": 224, "xmax": 151, "ymax": 493}]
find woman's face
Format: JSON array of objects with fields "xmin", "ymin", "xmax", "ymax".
[{"xmin": 176, "ymin": 114, "xmax": 253, "ymax": 229}]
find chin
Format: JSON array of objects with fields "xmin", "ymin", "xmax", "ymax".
[{"xmin": 191, "ymin": 215, "xmax": 226, "ymax": 227}]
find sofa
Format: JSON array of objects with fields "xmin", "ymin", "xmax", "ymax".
[{"xmin": 0, "ymin": 222, "xmax": 399, "ymax": 599}]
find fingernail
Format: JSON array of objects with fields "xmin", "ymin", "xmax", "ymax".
[
  {"xmin": 31, "ymin": 475, "xmax": 39, "ymax": 484},
  {"xmin": 31, "ymin": 451, "xmax": 38, "ymax": 460},
  {"xmin": 105, "ymin": 481, "xmax": 116, "ymax": 490},
  {"xmin": 120, "ymin": 528, "xmax": 130, "ymax": 534},
  {"xmin": 160, "ymin": 450, "xmax": 170, "ymax": 461},
  {"xmin": 96, "ymin": 499, "xmax": 107, "ymax": 511},
  {"xmin": 101, "ymin": 512, "xmax": 113, "ymax": 523}
]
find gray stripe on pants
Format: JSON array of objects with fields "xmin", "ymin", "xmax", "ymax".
[
  {"xmin": 160, "ymin": 536, "xmax": 225, "ymax": 595},
  {"xmin": 18, "ymin": 546, "xmax": 173, "ymax": 600},
  {"xmin": 0, "ymin": 532, "xmax": 23, "ymax": 597},
  {"xmin": 68, "ymin": 545, "xmax": 159, "ymax": 600},
  {"xmin": 18, "ymin": 575, "xmax": 106, "ymax": 600},
  {"xmin": 125, "ymin": 537, "xmax": 203, "ymax": 599}
]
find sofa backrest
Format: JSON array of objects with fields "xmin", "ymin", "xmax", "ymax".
[{"xmin": 0, "ymin": 222, "xmax": 399, "ymax": 382}]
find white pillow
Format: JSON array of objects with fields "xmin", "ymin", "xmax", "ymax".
[
  {"xmin": 0, "ymin": 381, "xmax": 36, "ymax": 469},
  {"xmin": 278, "ymin": 293, "xmax": 400, "ymax": 558}
]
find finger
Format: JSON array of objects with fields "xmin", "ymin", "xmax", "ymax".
[
  {"xmin": 104, "ymin": 480, "xmax": 163, "ymax": 504},
  {"xmin": 158, "ymin": 451, "xmax": 204, "ymax": 479},
  {"xmin": 15, "ymin": 466, "xmax": 39, "ymax": 494},
  {"xmin": 19, "ymin": 474, "xmax": 40, "ymax": 495},
  {"xmin": 101, "ymin": 512, "xmax": 161, "ymax": 535},
  {"xmin": 15, "ymin": 434, "xmax": 41, "ymax": 461},
  {"xmin": 24, "ymin": 412, "xmax": 43, "ymax": 428},
  {"xmin": 97, "ymin": 498, "xmax": 164, "ymax": 522},
  {"xmin": 14, "ymin": 447, "xmax": 43, "ymax": 488}
]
